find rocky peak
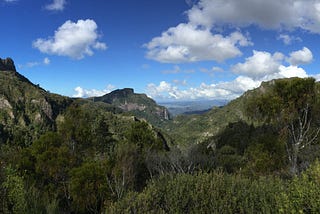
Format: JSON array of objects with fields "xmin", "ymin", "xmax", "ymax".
[
  {"xmin": 0, "ymin": 57, "xmax": 16, "ymax": 72},
  {"xmin": 98, "ymin": 88, "xmax": 134, "ymax": 104},
  {"xmin": 94, "ymin": 88, "xmax": 171, "ymax": 126},
  {"xmin": 111, "ymin": 88, "xmax": 134, "ymax": 97}
]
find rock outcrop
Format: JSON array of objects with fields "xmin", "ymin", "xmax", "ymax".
[
  {"xmin": 93, "ymin": 88, "xmax": 171, "ymax": 127},
  {"xmin": 0, "ymin": 58, "xmax": 16, "ymax": 71},
  {"xmin": 97, "ymin": 88, "xmax": 134, "ymax": 104}
]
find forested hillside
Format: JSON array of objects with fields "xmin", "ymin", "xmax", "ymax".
[{"xmin": 1, "ymin": 59, "xmax": 320, "ymax": 213}]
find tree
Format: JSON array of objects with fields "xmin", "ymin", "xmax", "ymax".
[
  {"xmin": 30, "ymin": 131, "xmax": 75, "ymax": 210},
  {"xmin": 2, "ymin": 167, "xmax": 27, "ymax": 213},
  {"xmin": 69, "ymin": 161, "xmax": 108, "ymax": 214},
  {"xmin": 246, "ymin": 78, "xmax": 319, "ymax": 176},
  {"xmin": 286, "ymin": 105, "xmax": 320, "ymax": 175}
]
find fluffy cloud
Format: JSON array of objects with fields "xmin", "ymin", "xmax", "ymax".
[
  {"xmin": 45, "ymin": 0, "xmax": 66, "ymax": 11},
  {"xmin": 232, "ymin": 50, "xmax": 284, "ymax": 79},
  {"xmin": 147, "ymin": 66, "xmax": 309, "ymax": 100},
  {"xmin": 232, "ymin": 47, "xmax": 312, "ymax": 80},
  {"xmin": 145, "ymin": 24, "xmax": 252, "ymax": 63},
  {"xmin": 287, "ymin": 47, "xmax": 313, "ymax": 65},
  {"xmin": 278, "ymin": 65, "xmax": 308, "ymax": 78},
  {"xmin": 146, "ymin": 0, "xmax": 320, "ymax": 64},
  {"xmin": 33, "ymin": 19, "xmax": 107, "ymax": 59},
  {"xmin": 187, "ymin": 0, "xmax": 320, "ymax": 33},
  {"xmin": 146, "ymin": 77, "xmax": 261, "ymax": 101},
  {"xmin": 147, "ymin": 47, "xmax": 314, "ymax": 101},
  {"xmin": 73, "ymin": 84, "xmax": 115, "ymax": 98},
  {"xmin": 218, "ymin": 76, "xmax": 261, "ymax": 94}
]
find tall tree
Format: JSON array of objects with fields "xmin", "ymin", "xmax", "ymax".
[{"xmin": 246, "ymin": 78, "xmax": 319, "ymax": 175}]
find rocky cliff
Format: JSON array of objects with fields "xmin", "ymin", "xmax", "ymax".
[
  {"xmin": 94, "ymin": 88, "xmax": 170, "ymax": 127},
  {"xmin": 0, "ymin": 59, "xmax": 72, "ymax": 145},
  {"xmin": 0, "ymin": 58, "xmax": 16, "ymax": 72}
]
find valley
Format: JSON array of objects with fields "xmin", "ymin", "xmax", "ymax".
[{"xmin": 1, "ymin": 58, "xmax": 320, "ymax": 213}]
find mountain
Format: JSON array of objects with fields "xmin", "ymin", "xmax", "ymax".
[
  {"xmin": 164, "ymin": 78, "xmax": 320, "ymax": 146},
  {"xmin": 0, "ymin": 58, "xmax": 169, "ymax": 148},
  {"xmin": 93, "ymin": 88, "xmax": 170, "ymax": 127},
  {"xmin": 163, "ymin": 98, "xmax": 246, "ymax": 145},
  {"xmin": 2, "ymin": 58, "xmax": 320, "ymax": 213},
  {"xmin": 0, "ymin": 58, "xmax": 73, "ymax": 145},
  {"xmin": 0, "ymin": 58, "xmax": 172, "ymax": 213}
]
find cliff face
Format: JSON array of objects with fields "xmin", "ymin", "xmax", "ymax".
[
  {"xmin": 0, "ymin": 59, "xmax": 73, "ymax": 145},
  {"xmin": 94, "ymin": 88, "xmax": 171, "ymax": 127},
  {"xmin": 0, "ymin": 58, "xmax": 16, "ymax": 72}
]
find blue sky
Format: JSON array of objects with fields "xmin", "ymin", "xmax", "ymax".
[{"xmin": 1, "ymin": 0, "xmax": 320, "ymax": 101}]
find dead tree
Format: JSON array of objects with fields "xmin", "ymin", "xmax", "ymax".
[{"xmin": 287, "ymin": 105, "xmax": 320, "ymax": 176}]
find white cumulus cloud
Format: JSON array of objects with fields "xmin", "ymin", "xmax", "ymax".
[
  {"xmin": 287, "ymin": 47, "xmax": 313, "ymax": 66},
  {"xmin": 45, "ymin": 0, "xmax": 66, "ymax": 11},
  {"xmin": 147, "ymin": 47, "xmax": 315, "ymax": 101},
  {"xmin": 146, "ymin": 77, "xmax": 261, "ymax": 101},
  {"xmin": 146, "ymin": 0, "xmax": 320, "ymax": 64},
  {"xmin": 73, "ymin": 84, "xmax": 116, "ymax": 98},
  {"xmin": 187, "ymin": 0, "xmax": 320, "ymax": 33},
  {"xmin": 33, "ymin": 19, "xmax": 107, "ymax": 59},
  {"xmin": 232, "ymin": 47, "xmax": 312, "ymax": 81},
  {"xmin": 232, "ymin": 50, "xmax": 284, "ymax": 80},
  {"xmin": 278, "ymin": 65, "xmax": 308, "ymax": 78},
  {"xmin": 145, "ymin": 23, "xmax": 252, "ymax": 63}
]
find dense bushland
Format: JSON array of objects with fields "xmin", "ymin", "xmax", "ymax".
[
  {"xmin": 1, "ymin": 77, "xmax": 320, "ymax": 213},
  {"xmin": 108, "ymin": 161, "xmax": 320, "ymax": 213}
]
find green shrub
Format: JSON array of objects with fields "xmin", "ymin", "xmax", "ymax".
[{"xmin": 107, "ymin": 172, "xmax": 286, "ymax": 213}]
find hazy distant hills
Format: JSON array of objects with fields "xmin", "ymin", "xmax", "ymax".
[{"xmin": 160, "ymin": 100, "xmax": 228, "ymax": 116}]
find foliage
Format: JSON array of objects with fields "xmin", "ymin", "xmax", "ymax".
[
  {"xmin": 2, "ymin": 70, "xmax": 320, "ymax": 213},
  {"xmin": 108, "ymin": 165, "xmax": 320, "ymax": 213},
  {"xmin": 245, "ymin": 78, "xmax": 316, "ymax": 124},
  {"xmin": 2, "ymin": 166, "xmax": 27, "ymax": 214},
  {"xmin": 107, "ymin": 172, "xmax": 284, "ymax": 213},
  {"xmin": 0, "ymin": 70, "xmax": 72, "ymax": 147},
  {"xmin": 70, "ymin": 161, "xmax": 108, "ymax": 213}
]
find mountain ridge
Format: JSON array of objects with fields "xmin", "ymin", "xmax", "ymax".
[
  {"xmin": 93, "ymin": 87, "xmax": 170, "ymax": 127},
  {"xmin": 164, "ymin": 77, "xmax": 320, "ymax": 145},
  {"xmin": 0, "ymin": 58, "xmax": 171, "ymax": 147}
]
